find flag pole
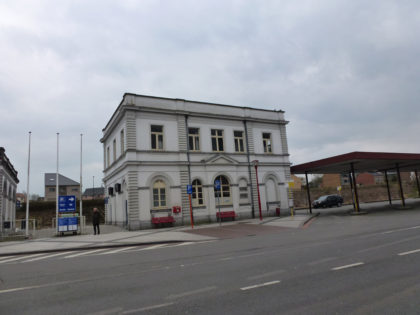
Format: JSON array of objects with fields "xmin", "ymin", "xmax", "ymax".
[
  {"xmin": 25, "ymin": 131, "xmax": 31, "ymax": 237},
  {"xmin": 56, "ymin": 133, "xmax": 59, "ymax": 234},
  {"xmin": 80, "ymin": 133, "xmax": 83, "ymax": 233}
]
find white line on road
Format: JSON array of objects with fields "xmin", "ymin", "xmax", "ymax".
[
  {"xmin": 382, "ymin": 225, "xmax": 420, "ymax": 234},
  {"xmin": 0, "ymin": 285, "xmax": 42, "ymax": 294},
  {"xmin": 240, "ymin": 280, "xmax": 281, "ymax": 291},
  {"xmin": 63, "ymin": 249, "xmax": 108, "ymax": 258},
  {"xmin": 398, "ymin": 249, "xmax": 420, "ymax": 256},
  {"xmin": 0, "ymin": 256, "xmax": 13, "ymax": 261},
  {"xmin": 132, "ymin": 244, "xmax": 168, "ymax": 251},
  {"xmin": 247, "ymin": 270, "xmax": 285, "ymax": 280},
  {"xmin": 21, "ymin": 251, "xmax": 73, "ymax": 262},
  {"xmin": 97, "ymin": 247, "xmax": 138, "ymax": 255},
  {"xmin": 331, "ymin": 262, "xmax": 364, "ymax": 271},
  {"xmin": 172, "ymin": 241, "xmax": 195, "ymax": 247},
  {"xmin": 122, "ymin": 302, "xmax": 174, "ymax": 314},
  {"xmin": 167, "ymin": 286, "xmax": 217, "ymax": 299},
  {"xmin": 0, "ymin": 254, "xmax": 44, "ymax": 264}
]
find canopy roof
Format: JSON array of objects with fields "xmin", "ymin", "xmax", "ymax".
[{"xmin": 291, "ymin": 151, "xmax": 420, "ymax": 175}]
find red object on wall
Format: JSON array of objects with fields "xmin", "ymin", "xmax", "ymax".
[{"xmin": 172, "ymin": 206, "xmax": 181, "ymax": 214}]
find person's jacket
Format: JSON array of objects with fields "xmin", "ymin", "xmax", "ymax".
[{"xmin": 92, "ymin": 211, "xmax": 100, "ymax": 225}]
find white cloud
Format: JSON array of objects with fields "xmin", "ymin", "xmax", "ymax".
[{"xmin": 1, "ymin": 0, "xmax": 420, "ymax": 194}]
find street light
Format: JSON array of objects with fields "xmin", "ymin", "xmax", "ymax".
[{"xmin": 252, "ymin": 160, "xmax": 263, "ymax": 221}]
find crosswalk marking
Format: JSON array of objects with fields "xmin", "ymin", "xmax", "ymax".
[
  {"xmin": 0, "ymin": 254, "xmax": 44, "ymax": 264},
  {"xmin": 132, "ymin": 244, "xmax": 168, "ymax": 251},
  {"xmin": 97, "ymin": 247, "xmax": 138, "ymax": 255},
  {"xmin": 21, "ymin": 251, "xmax": 73, "ymax": 262},
  {"xmin": 63, "ymin": 249, "xmax": 109, "ymax": 259}
]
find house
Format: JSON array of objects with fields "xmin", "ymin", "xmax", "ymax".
[
  {"xmin": 83, "ymin": 187, "xmax": 105, "ymax": 200},
  {"xmin": 44, "ymin": 173, "xmax": 80, "ymax": 201},
  {"xmin": 0, "ymin": 147, "xmax": 19, "ymax": 233},
  {"xmin": 291, "ymin": 175, "xmax": 303, "ymax": 190},
  {"xmin": 101, "ymin": 93, "xmax": 291, "ymax": 230}
]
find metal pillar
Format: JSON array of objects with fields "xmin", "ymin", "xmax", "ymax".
[
  {"xmin": 305, "ymin": 172, "xmax": 312, "ymax": 214},
  {"xmin": 384, "ymin": 170, "xmax": 392, "ymax": 206},
  {"xmin": 350, "ymin": 163, "xmax": 360, "ymax": 212},
  {"xmin": 415, "ymin": 170, "xmax": 420, "ymax": 198},
  {"xmin": 396, "ymin": 163, "xmax": 405, "ymax": 207},
  {"xmin": 349, "ymin": 172, "xmax": 355, "ymax": 210}
]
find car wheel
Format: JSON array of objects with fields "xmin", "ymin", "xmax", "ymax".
[{"xmin": 337, "ymin": 202, "xmax": 342, "ymax": 207}]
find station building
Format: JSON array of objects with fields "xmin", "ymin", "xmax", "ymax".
[
  {"xmin": 101, "ymin": 94, "xmax": 291, "ymax": 230},
  {"xmin": 0, "ymin": 147, "xmax": 19, "ymax": 234}
]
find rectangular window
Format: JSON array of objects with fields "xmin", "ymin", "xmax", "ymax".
[
  {"xmin": 211, "ymin": 129, "xmax": 224, "ymax": 152},
  {"xmin": 49, "ymin": 188, "xmax": 55, "ymax": 192},
  {"xmin": 151, "ymin": 125, "xmax": 164, "ymax": 150},
  {"xmin": 106, "ymin": 147, "xmax": 110, "ymax": 167},
  {"xmin": 188, "ymin": 128, "xmax": 200, "ymax": 151},
  {"xmin": 234, "ymin": 131, "xmax": 245, "ymax": 152},
  {"xmin": 263, "ymin": 133, "xmax": 272, "ymax": 153},
  {"xmin": 120, "ymin": 129, "xmax": 124, "ymax": 155},
  {"xmin": 113, "ymin": 139, "xmax": 117, "ymax": 162}
]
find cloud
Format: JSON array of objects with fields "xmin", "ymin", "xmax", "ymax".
[{"xmin": 1, "ymin": 0, "xmax": 419, "ymax": 194}]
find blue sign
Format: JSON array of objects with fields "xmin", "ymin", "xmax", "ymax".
[
  {"xmin": 16, "ymin": 200, "xmax": 21, "ymax": 208},
  {"xmin": 214, "ymin": 180, "xmax": 221, "ymax": 190},
  {"xmin": 58, "ymin": 195, "xmax": 76, "ymax": 213},
  {"xmin": 187, "ymin": 185, "xmax": 193, "ymax": 195},
  {"xmin": 58, "ymin": 217, "xmax": 68, "ymax": 232}
]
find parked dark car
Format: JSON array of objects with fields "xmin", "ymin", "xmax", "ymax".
[{"xmin": 313, "ymin": 194, "xmax": 343, "ymax": 208}]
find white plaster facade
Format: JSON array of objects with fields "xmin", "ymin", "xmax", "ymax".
[
  {"xmin": 0, "ymin": 147, "xmax": 19, "ymax": 234},
  {"xmin": 101, "ymin": 94, "xmax": 291, "ymax": 230}
]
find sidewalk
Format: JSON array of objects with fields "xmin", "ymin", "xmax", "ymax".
[{"xmin": 0, "ymin": 214, "xmax": 314, "ymax": 256}]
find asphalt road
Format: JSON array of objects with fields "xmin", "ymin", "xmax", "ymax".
[{"xmin": 1, "ymin": 205, "xmax": 420, "ymax": 314}]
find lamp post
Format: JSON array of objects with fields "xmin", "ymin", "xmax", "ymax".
[{"xmin": 252, "ymin": 160, "xmax": 263, "ymax": 221}]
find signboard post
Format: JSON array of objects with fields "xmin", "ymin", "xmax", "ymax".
[
  {"xmin": 187, "ymin": 185, "xmax": 194, "ymax": 229},
  {"xmin": 214, "ymin": 180, "xmax": 221, "ymax": 226}
]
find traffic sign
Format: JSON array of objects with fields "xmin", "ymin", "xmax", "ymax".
[
  {"xmin": 187, "ymin": 185, "xmax": 193, "ymax": 195},
  {"xmin": 16, "ymin": 200, "xmax": 21, "ymax": 208},
  {"xmin": 58, "ymin": 195, "xmax": 76, "ymax": 213},
  {"xmin": 214, "ymin": 180, "xmax": 221, "ymax": 190}
]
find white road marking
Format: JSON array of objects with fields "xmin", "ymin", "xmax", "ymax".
[
  {"xmin": 97, "ymin": 247, "xmax": 138, "ymax": 255},
  {"xmin": 398, "ymin": 249, "xmax": 420, "ymax": 256},
  {"xmin": 0, "ymin": 285, "xmax": 41, "ymax": 294},
  {"xmin": 63, "ymin": 249, "xmax": 108, "ymax": 258},
  {"xmin": 331, "ymin": 262, "xmax": 364, "ymax": 271},
  {"xmin": 172, "ymin": 241, "xmax": 195, "ymax": 247},
  {"xmin": 0, "ymin": 254, "xmax": 44, "ymax": 264},
  {"xmin": 220, "ymin": 257, "xmax": 234, "ymax": 261},
  {"xmin": 132, "ymin": 244, "xmax": 167, "ymax": 251},
  {"xmin": 21, "ymin": 251, "xmax": 73, "ymax": 262},
  {"xmin": 122, "ymin": 302, "xmax": 174, "ymax": 314},
  {"xmin": 382, "ymin": 225, "xmax": 420, "ymax": 234},
  {"xmin": 167, "ymin": 286, "xmax": 217, "ymax": 299},
  {"xmin": 240, "ymin": 280, "xmax": 281, "ymax": 291},
  {"xmin": 247, "ymin": 270, "xmax": 285, "ymax": 280},
  {"xmin": 0, "ymin": 256, "xmax": 13, "ymax": 261}
]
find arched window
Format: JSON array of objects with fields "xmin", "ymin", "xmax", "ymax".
[
  {"xmin": 153, "ymin": 180, "xmax": 166, "ymax": 208},
  {"xmin": 214, "ymin": 175, "xmax": 231, "ymax": 205},
  {"xmin": 192, "ymin": 179, "xmax": 203, "ymax": 206}
]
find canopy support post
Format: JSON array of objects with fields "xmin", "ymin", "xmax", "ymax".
[
  {"xmin": 415, "ymin": 170, "xmax": 420, "ymax": 198},
  {"xmin": 384, "ymin": 170, "xmax": 392, "ymax": 206},
  {"xmin": 351, "ymin": 163, "xmax": 360, "ymax": 212},
  {"xmin": 305, "ymin": 171, "xmax": 312, "ymax": 214},
  {"xmin": 396, "ymin": 163, "xmax": 405, "ymax": 207}
]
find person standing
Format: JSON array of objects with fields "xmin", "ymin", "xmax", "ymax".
[{"xmin": 92, "ymin": 207, "xmax": 101, "ymax": 235}]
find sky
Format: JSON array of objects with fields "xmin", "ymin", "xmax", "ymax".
[{"xmin": 1, "ymin": 0, "xmax": 420, "ymax": 196}]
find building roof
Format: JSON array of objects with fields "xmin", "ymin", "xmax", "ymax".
[
  {"xmin": 102, "ymin": 93, "xmax": 287, "ymax": 138},
  {"xmin": 44, "ymin": 173, "xmax": 79, "ymax": 186},
  {"xmin": 291, "ymin": 151, "xmax": 420, "ymax": 175},
  {"xmin": 0, "ymin": 147, "xmax": 19, "ymax": 183},
  {"xmin": 83, "ymin": 187, "xmax": 105, "ymax": 196}
]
